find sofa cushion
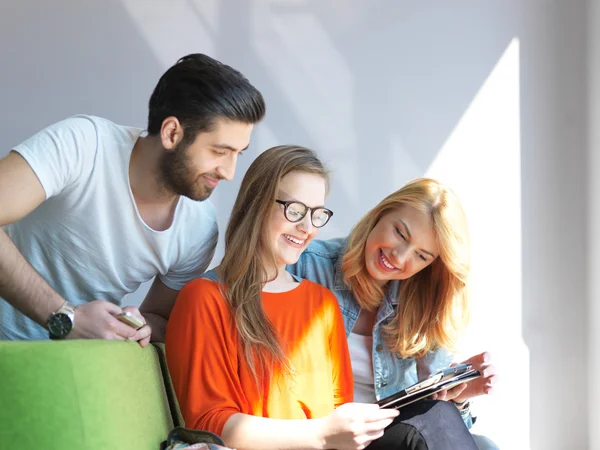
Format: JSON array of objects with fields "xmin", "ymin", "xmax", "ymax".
[{"xmin": 0, "ymin": 340, "xmax": 174, "ymax": 449}]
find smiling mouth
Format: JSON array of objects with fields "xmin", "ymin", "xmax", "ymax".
[
  {"xmin": 284, "ymin": 234, "xmax": 305, "ymax": 246},
  {"xmin": 379, "ymin": 249, "xmax": 398, "ymax": 271},
  {"xmin": 203, "ymin": 176, "xmax": 219, "ymax": 188}
]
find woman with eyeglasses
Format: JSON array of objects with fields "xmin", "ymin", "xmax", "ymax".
[
  {"xmin": 165, "ymin": 146, "xmax": 401, "ymax": 450},
  {"xmin": 287, "ymin": 178, "xmax": 498, "ymax": 450}
]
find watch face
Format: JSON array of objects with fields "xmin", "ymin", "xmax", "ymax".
[{"xmin": 48, "ymin": 313, "xmax": 73, "ymax": 339}]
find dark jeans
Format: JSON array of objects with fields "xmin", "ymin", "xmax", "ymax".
[{"xmin": 366, "ymin": 400, "xmax": 479, "ymax": 450}]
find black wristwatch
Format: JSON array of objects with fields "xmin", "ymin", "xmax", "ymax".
[{"xmin": 47, "ymin": 301, "xmax": 76, "ymax": 339}]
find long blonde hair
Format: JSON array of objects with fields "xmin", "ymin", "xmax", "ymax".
[
  {"xmin": 219, "ymin": 145, "xmax": 330, "ymax": 383},
  {"xmin": 341, "ymin": 178, "xmax": 471, "ymax": 358}
]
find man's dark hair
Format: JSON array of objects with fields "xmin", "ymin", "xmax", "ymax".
[{"xmin": 147, "ymin": 53, "xmax": 266, "ymax": 143}]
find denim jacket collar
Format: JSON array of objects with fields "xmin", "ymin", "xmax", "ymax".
[
  {"xmin": 386, "ymin": 280, "xmax": 400, "ymax": 307},
  {"xmin": 334, "ymin": 255, "xmax": 349, "ymax": 291}
]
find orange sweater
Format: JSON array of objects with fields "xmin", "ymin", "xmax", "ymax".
[{"xmin": 165, "ymin": 277, "xmax": 354, "ymax": 436}]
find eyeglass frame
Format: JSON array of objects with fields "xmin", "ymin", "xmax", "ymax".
[{"xmin": 274, "ymin": 199, "xmax": 334, "ymax": 228}]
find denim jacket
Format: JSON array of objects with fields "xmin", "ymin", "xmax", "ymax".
[{"xmin": 287, "ymin": 237, "xmax": 472, "ymax": 427}]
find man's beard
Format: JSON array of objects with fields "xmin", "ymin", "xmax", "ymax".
[{"xmin": 159, "ymin": 142, "xmax": 218, "ymax": 201}]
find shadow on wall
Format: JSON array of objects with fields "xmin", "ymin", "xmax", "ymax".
[
  {"xmin": 1, "ymin": 0, "xmax": 515, "ymax": 234},
  {"xmin": 208, "ymin": 0, "xmax": 517, "ymax": 213},
  {"xmin": 3, "ymin": 1, "xmax": 587, "ymax": 448},
  {"xmin": 0, "ymin": 0, "xmax": 166, "ymax": 145}
]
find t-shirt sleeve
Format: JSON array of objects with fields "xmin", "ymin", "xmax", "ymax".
[
  {"xmin": 165, "ymin": 279, "xmax": 250, "ymax": 435},
  {"xmin": 159, "ymin": 221, "xmax": 218, "ymax": 291},
  {"xmin": 12, "ymin": 115, "xmax": 98, "ymax": 200},
  {"xmin": 324, "ymin": 289, "xmax": 354, "ymax": 407}
]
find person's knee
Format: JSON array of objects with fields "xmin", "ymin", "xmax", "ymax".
[
  {"xmin": 429, "ymin": 399, "xmax": 461, "ymax": 415},
  {"xmin": 397, "ymin": 400, "xmax": 463, "ymax": 424},
  {"xmin": 399, "ymin": 400, "xmax": 479, "ymax": 450},
  {"xmin": 424, "ymin": 399, "xmax": 465, "ymax": 423},
  {"xmin": 472, "ymin": 434, "xmax": 500, "ymax": 450}
]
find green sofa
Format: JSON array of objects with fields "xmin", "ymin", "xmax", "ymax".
[{"xmin": 0, "ymin": 340, "xmax": 183, "ymax": 449}]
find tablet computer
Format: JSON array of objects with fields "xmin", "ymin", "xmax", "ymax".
[{"xmin": 375, "ymin": 363, "xmax": 481, "ymax": 409}]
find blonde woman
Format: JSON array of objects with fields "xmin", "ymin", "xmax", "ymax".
[
  {"xmin": 288, "ymin": 178, "xmax": 497, "ymax": 450},
  {"xmin": 165, "ymin": 146, "xmax": 401, "ymax": 450}
]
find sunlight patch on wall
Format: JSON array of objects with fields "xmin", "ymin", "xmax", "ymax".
[
  {"xmin": 120, "ymin": 0, "xmax": 216, "ymax": 67},
  {"xmin": 426, "ymin": 38, "xmax": 529, "ymax": 449}
]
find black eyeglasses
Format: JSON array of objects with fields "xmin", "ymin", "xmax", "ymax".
[{"xmin": 275, "ymin": 200, "xmax": 334, "ymax": 228}]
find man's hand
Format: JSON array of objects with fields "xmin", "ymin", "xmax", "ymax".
[
  {"xmin": 122, "ymin": 305, "xmax": 152, "ymax": 347},
  {"xmin": 68, "ymin": 300, "xmax": 140, "ymax": 342}
]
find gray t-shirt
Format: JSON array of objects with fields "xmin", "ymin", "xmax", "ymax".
[{"xmin": 1, "ymin": 115, "xmax": 217, "ymax": 340}]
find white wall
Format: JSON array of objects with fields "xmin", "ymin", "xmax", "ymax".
[
  {"xmin": 589, "ymin": 0, "xmax": 600, "ymax": 449},
  {"xmin": 0, "ymin": 1, "xmax": 592, "ymax": 448},
  {"xmin": 520, "ymin": 2, "xmax": 588, "ymax": 449}
]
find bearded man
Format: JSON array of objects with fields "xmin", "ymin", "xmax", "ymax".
[{"xmin": 0, "ymin": 53, "xmax": 265, "ymax": 344}]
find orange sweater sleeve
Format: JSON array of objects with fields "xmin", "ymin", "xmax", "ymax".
[
  {"xmin": 165, "ymin": 278, "xmax": 248, "ymax": 436},
  {"xmin": 323, "ymin": 289, "xmax": 354, "ymax": 407}
]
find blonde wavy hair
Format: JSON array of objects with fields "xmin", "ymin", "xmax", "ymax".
[{"xmin": 341, "ymin": 178, "xmax": 471, "ymax": 358}]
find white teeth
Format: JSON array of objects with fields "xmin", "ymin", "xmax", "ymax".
[
  {"xmin": 284, "ymin": 234, "xmax": 305, "ymax": 245},
  {"xmin": 381, "ymin": 251, "xmax": 396, "ymax": 270}
]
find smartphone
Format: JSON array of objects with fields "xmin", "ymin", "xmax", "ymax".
[{"xmin": 115, "ymin": 311, "xmax": 144, "ymax": 330}]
